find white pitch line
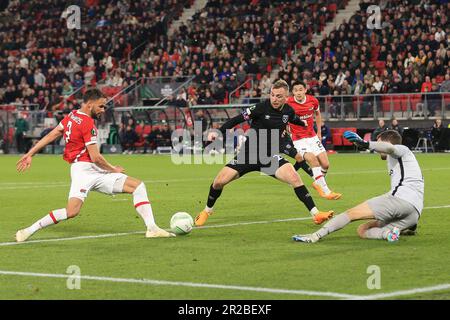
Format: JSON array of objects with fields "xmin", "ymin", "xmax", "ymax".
[
  {"xmin": 0, "ymin": 270, "xmax": 358, "ymax": 299},
  {"xmin": 0, "ymin": 217, "xmax": 311, "ymax": 247},
  {"xmin": 0, "ymin": 204, "xmax": 449, "ymax": 247},
  {"xmin": 350, "ymin": 283, "xmax": 450, "ymax": 300}
]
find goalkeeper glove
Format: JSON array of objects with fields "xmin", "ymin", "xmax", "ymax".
[{"xmin": 343, "ymin": 131, "xmax": 369, "ymax": 149}]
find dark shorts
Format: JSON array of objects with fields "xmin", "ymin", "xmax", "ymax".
[{"xmin": 226, "ymin": 154, "xmax": 290, "ymax": 177}]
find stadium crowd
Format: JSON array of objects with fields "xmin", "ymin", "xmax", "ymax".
[
  {"xmin": 0, "ymin": 0, "xmax": 189, "ymax": 110},
  {"xmin": 278, "ymin": 0, "xmax": 449, "ymax": 99}
]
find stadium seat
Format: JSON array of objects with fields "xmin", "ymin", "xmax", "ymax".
[
  {"xmin": 332, "ymin": 134, "xmax": 343, "ymax": 146},
  {"xmin": 381, "ymin": 96, "xmax": 392, "ymax": 112}
]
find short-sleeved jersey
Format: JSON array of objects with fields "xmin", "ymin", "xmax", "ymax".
[
  {"xmin": 286, "ymin": 95, "xmax": 319, "ymax": 140},
  {"xmin": 59, "ymin": 110, "xmax": 98, "ymax": 164}
]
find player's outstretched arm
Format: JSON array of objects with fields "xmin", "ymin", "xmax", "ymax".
[
  {"xmin": 219, "ymin": 114, "xmax": 246, "ymax": 134},
  {"xmin": 342, "ymin": 131, "xmax": 369, "ymax": 149},
  {"xmin": 86, "ymin": 144, "xmax": 124, "ymax": 173},
  {"xmin": 16, "ymin": 126, "xmax": 63, "ymax": 172}
]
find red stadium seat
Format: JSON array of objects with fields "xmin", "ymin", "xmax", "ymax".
[
  {"xmin": 332, "ymin": 134, "xmax": 342, "ymax": 146},
  {"xmin": 381, "ymin": 96, "xmax": 391, "ymax": 112}
]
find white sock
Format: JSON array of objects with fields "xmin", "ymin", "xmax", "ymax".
[
  {"xmin": 133, "ymin": 183, "xmax": 158, "ymax": 232},
  {"xmin": 27, "ymin": 208, "xmax": 68, "ymax": 235},
  {"xmin": 204, "ymin": 206, "xmax": 213, "ymax": 213},
  {"xmin": 310, "ymin": 207, "xmax": 319, "ymax": 216},
  {"xmin": 312, "ymin": 167, "xmax": 331, "ymax": 194},
  {"xmin": 321, "ymin": 168, "xmax": 328, "ymax": 176}
]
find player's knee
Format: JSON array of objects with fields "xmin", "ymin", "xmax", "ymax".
[
  {"xmin": 321, "ymin": 162, "xmax": 329, "ymax": 170},
  {"xmin": 66, "ymin": 208, "xmax": 80, "ymax": 219},
  {"xmin": 288, "ymin": 172, "xmax": 302, "ymax": 187},
  {"xmin": 305, "ymin": 154, "xmax": 319, "ymax": 167},
  {"xmin": 357, "ymin": 224, "xmax": 368, "ymax": 239},
  {"xmin": 213, "ymin": 178, "xmax": 226, "ymax": 189}
]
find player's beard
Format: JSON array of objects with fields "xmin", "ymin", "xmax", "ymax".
[
  {"xmin": 92, "ymin": 113, "xmax": 101, "ymax": 120},
  {"xmin": 380, "ymin": 153, "xmax": 387, "ymax": 160}
]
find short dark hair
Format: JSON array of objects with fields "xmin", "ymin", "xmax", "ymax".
[
  {"xmin": 292, "ymin": 80, "xmax": 307, "ymax": 89},
  {"xmin": 377, "ymin": 130, "xmax": 402, "ymax": 145},
  {"xmin": 83, "ymin": 88, "xmax": 105, "ymax": 103},
  {"xmin": 271, "ymin": 79, "xmax": 289, "ymax": 92}
]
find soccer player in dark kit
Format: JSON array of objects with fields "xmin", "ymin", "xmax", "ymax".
[{"xmin": 195, "ymin": 80, "xmax": 334, "ymax": 227}]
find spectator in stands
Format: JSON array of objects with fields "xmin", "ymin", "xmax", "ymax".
[
  {"xmin": 390, "ymin": 118, "xmax": 404, "ymax": 136},
  {"xmin": 14, "ymin": 112, "xmax": 30, "ymax": 153},
  {"xmin": 198, "ymin": 89, "xmax": 216, "ymax": 105},
  {"xmin": 426, "ymin": 83, "xmax": 442, "ymax": 117},
  {"xmin": 431, "ymin": 119, "xmax": 444, "ymax": 151},
  {"xmin": 320, "ymin": 122, "xmax": 330, "ymax": 149},
  {"xmin": 121, "ymin": 124, "xmax": 138, "ymax": 154},
  {"xmin": 146, "ymin": 125, "xmax": 160, "ymax": 153},
  {"xmin": 371, "ymin": 119, "xmax": 388, "ymax": 141},
  {"xmin": 157, "ymin": 124, "xmax": 172, "ymax": 147},
  {"xmin": 61, "ymin": 79, "xmax": 74, "ymax": 97},
  {"xmin": 440, "ymin": 74, "xmax": 450, "ymax": 93},
  {"xmin": 421, "ymin": 76, "xmax": 433, "ymax": 93}
]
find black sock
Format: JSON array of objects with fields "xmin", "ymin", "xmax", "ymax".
[
  {"xmin": 207, "ymin": 184, "xmax": 222, "ymax": 208},
  {"xmin": 294, "ymin": 160, "xmax": 313, "ymax": 177},
  {"xmin": 294, "ymin": 185, "xmax": 316, "ymax": 212}
]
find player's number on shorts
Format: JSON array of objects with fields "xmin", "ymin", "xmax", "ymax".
[{"xmin": 65, "ymin": 121, "xmax": 72, "ymax": 143}]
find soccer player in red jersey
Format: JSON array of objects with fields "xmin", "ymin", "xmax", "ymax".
[
  {"xmin": 15, "ymin": 89, "xmax": 174, "ymax": 242},
  {"xmin": 286, "ymin": 81, "xmax": 341, "ymax": 200}
]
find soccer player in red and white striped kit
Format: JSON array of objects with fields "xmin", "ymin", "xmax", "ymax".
[
  {"xmin": 15, "ymin": 89, "xmax": 174, "ymax": 242},
  {"xmin": 287, "ymin": 81, "xmax": 341, "ymax": 200}
]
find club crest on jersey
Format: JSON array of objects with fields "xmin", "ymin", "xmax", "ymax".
[{"xmin": 282, "ymin": 115, "xmax": 289, "ymax": 123}]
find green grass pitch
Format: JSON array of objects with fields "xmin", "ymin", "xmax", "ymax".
[{"xmin": 0, "ymin": 153, "xmax": 449, "ymax": 299}]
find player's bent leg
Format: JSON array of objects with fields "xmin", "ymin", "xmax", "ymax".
[
  {"xmin": 294, "ymin": 201, "xmax": 376, "ymax": 243},
  {"xmin": 293, "ymin": 153, "xmax": 314, "ymax": 177},
  {"xmin": 316, "ymin": 151, "xmax": 330, "ymax": 175},
  {"xmin": 275, "ymin": 163, "xmax": 334, "ymax": 225},
  {"xmin": 15, "ymin": 200, "xmax": 81, "ymax": 242},
  {"xmin": 195, "ymin": 166, "xmax": 240, "ymax": 226},
  {"xmin": 66, "ymin": 197, "xmax": 84, "ymax": 218},
  {"xmin": 121, "ymin": 176, "xmax": 175, "ymax": 237},
  {"xmin": 305, "ymin": 152, "xmax": 341, "ymax": 200},
  {"xmin": 357, "ymin": 220, "xmax": 382, "ymax": 239}
]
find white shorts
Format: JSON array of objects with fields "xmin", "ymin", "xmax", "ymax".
[
  {"xmin": 69, "ymin": 162, "xmax": 128, "ymax": 201},
  {"xmin": 293, "ymin": 136, "xmax": 326, "ymax": 157}
]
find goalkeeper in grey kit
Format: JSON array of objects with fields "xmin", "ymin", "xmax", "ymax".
[{"xmin": 293, "ymin": 130, "xmax": 424, "ymax": 243}]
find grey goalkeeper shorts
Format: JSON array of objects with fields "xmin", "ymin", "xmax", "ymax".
[{"xmin": 367, "ymin": 193, "xmax": 420, "ymax": 231}]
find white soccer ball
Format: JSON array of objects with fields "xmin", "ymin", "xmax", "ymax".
[{"xmin": 170, "ymin": 212, "xmax": 194, "ymax": 235}]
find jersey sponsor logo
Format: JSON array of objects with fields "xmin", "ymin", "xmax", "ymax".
[
  {"xmin": 69, "ymin": 113, "xmax": 82, "ymax": 124},
  {"xmin": 282, "ymin": 115, "xmax": 289, "ymax": 123},
  {"xmin": 265, "ymin": 115, "xmax": 270, "ymax": 119}
]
